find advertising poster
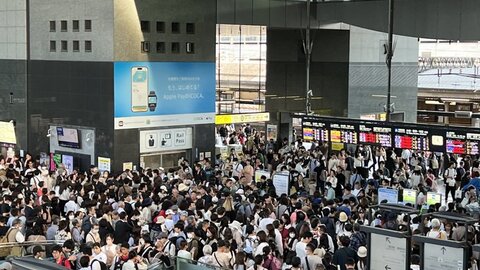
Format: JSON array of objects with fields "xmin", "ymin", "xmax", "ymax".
[
  {"xmin": 267, "ymin": 124, "xmax": 277, "ymax": 141},
  {"xmin": 62, "ymin": 155, "xmax": 73, "ymax": 174},
  {"xmin": 98, "ymin": 157, "xmax": 111, "ymax": 172},
  {"xmin": 123, "ymin": 162, "xmax": 133, "ymax": 171},
  {"xmin": 53, "ymin": 153, "xmax": 62, "ymax": 167},
  {"xmin": 114, "ymin": 62, "xmax": 215, "ymax": 129}
]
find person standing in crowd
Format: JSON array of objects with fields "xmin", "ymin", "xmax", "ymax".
[{"xmin": 444, "ymin": 162, "xmax": 457, "ymax": 202}]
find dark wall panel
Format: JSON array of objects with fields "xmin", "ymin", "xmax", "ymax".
[
  {"xmin": 252, "ymin": 0, "xmax": 270, "ymax": 25},
  {"xmin": 236, "ymin": 0, "xmax": 253, "ymax": 24},
  {"xmin": 0, "ymin": 60, "xmax": 27, "ymax": 150},
  {"xmin": 28, "ymin": 60, "xmax": 114, "ymax": 161},
  {"xmin": 266, "ymin": 28, "xmax": 349, "ymax": 117}
]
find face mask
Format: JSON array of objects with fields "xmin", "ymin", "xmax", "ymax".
[
  {"xmin": 92, "ymin": 229, "xmax": 99, "ymax": 233},
  {"xmin": 69, "ymin": 215, "xmax": 74, "ymax": 220},
  {"xmin": 207, "ymin": 232, "xmax": 212, "ymax": 238},
  {"xmin": 289, "ymin": 233, "xmax": 295, "ymax": 238},
  {"xmin": 188, "ymin": 233, "xmax": 194, "ymax": 239}
]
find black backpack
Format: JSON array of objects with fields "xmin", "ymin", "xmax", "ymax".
[{"xmin": 91, "ymin": 259, "xmax": 107, "ymax": 270}]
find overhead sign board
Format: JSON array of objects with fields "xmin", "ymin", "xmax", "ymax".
[
  {"xmin": 215, "ymin": 112, "xmax": 270, "ymax": 125},
  {"xmin": 140, "ymin": 128, "xmax": 193, "ymax": 153},
  {"xmin": 370, "ymin": 233, "xmax": 408, "ymax": 270}
]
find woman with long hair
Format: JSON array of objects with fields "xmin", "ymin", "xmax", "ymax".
[{"xmin": 247, "ymin": 255, "xmax": 265, "ymax": 270}]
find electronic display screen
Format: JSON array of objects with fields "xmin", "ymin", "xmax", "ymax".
[
  {"xmin": 330, "ymin": 123, "xmax": 357, "ymax": 144},
  {"xmin": 359, "ymin": 125, "xmax": 392, "ymax": 147},
  {"xmin": 466, "ymin": 132, "xmax": 480, "ymax": 155},
  {"xmin": 394, "ymin": 128, "xmax": 429, "ymax": 151},
  {"xmin": 446, "ymin": 131, "xmax": 466, "ymax": 154},
  {"xmin": 302, "ymin": 121, "xmax": 328, "ymax": 142}
]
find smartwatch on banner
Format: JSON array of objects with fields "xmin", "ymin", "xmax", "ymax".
[{"xmin": 148, "ymin": 91, "xmax": 157, "ymax": 111}]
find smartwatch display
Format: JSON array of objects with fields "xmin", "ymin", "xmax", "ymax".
[{"xmin": 148, "ymin": 90, "xmax": 157, "ymax": 111}]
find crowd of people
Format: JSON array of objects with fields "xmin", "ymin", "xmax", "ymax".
[{"xmin": 0, "ymin": 123, "xmax": 480, "ymax": 270}]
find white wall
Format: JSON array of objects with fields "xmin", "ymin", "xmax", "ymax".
[{"xmin": 0, "ymin": 0, "xmax": 27, "ymax": 60}]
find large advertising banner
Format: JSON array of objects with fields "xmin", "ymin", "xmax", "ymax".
[{"xmin": 114, "ymin": 62, "xmax": 216, "ymax": 129}]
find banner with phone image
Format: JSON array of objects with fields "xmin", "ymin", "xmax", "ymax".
[{"xmin": 114, "ymin": 62, "xmax": 215, "ymax": 129}]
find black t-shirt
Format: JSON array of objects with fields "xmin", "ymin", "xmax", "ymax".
[{"xmin": 0, "ymin": 226, "xmax": 8, "ymax": 237}]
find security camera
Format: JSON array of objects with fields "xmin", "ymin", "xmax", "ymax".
[
  {"xmin": 46, "ymin": 129, "xmax": 51, "ymax": 138},
  {"xmin": 307, "ymin": 90, "xmax": 313, "ymax": 97}
]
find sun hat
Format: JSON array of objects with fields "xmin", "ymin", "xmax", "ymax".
[
  {"xmin": 357, "ymin": 246, "xmax": 367, "ymax": 258},
  {"xmin": 339, "ymin": 212, "xmax": 348, "ymax": 223}
]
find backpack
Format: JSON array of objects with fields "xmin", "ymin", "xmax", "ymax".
[
  {"xmin": 91, "ymin": 259, "xmax": 107, "ymax": 270},
  {"xmin": 456, "ymin": 167, "xmax": 465, "ymax": 182},
  {"xmin": 0, "ymin": 228, "xmax": 16, "ymax": 257}
]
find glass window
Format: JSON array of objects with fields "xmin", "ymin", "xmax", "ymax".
[
  {"xmin": 216, "ymin": 24, "xmax": 267, "ymax": 113},
  {"xmin": 186, "ymin": 42, "xmax": 194, "ymax": 54},
  {"xmin": 140, "ymin": 21, "xmax": 150, "ymax": 33},
  {"xmin": 85, "ymin": 20, "xmax": 92, "ymax": 31},
  {"xmin": 171, "ymin": 22, "xmax": 180, "ymax": 34},
  {"xmin": 49, "ymin": 40, "xmax": 56, "ymax": 52},
  {"xmin": 156, "ymin": 21, "xmax": 165, "ymax": 33},
  {"xmin": 61, "ymin": 21, "xmax": 67, "ymax": 32},
  {"xmin": 186, "ymin": 23, "xmax": 195, "ymax": 34},
  {"xmin": 49, "ymin": 21, "xmax": 56, "ymax": 32},
  {"xmin": 85, "ymin": 40, "xmax": 92, "ymax": 52},
  {"xmin": 73, "ymin": 40, "xmax": 79, "ymax": 52},
  {"xmin": 61, "ymin": 40, "xmax": 67, "ymax": 52},
  {"xmin": 171, "ymin": 42, "xmax": 180, "ymax": 53},
  {"xmin": 73, "ymin": 20, "xmax": 79, "ymax": 32},
  {"xmin": 156, "ymin": 42, "xmax": 165, "ymax": 53},
  {"xmin": 141, "ymin": 41, "xmax": 150, "ymax": 53}
]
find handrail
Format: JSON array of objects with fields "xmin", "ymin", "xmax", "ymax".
[{"xmin": 0, "ymin": 240, "xmax": 65, "ymax": 248}]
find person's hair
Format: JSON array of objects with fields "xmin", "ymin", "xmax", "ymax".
[
  {"xmin": 345, "ymin": 257, "xmax": 356, "ymax": 266},
  {"xmin": 80, "ymin": 255, "xmax": 90, "ymax": 267},
  {"xmin": 179, "ymin": 240, "xmax": 188, "ymax": 250},
  {"xmin": 253, "ymin": 255, "xmax": 263, "ymax": 269},
  {"xmin": 203, "ymin": 245, "xmax": 212, "ymax": 255},
  {"xmin": 257, "ymin": 230, "xmax": 267, "ymax": 243},
  {"xmin": 302, "ymin": 231, "xmax": 313, "ymax": 239},
  {"xmin": 52, "ymin": 245, "xmax": 63, "ymax": 253},
  {"xmin": 63, "ymin": 239, "xmax": 75, "ymax": 251},
  {"xmin": 92, "ymin": 242, "xmax": 101, "ymax": 249},
  {"xmin": 235, "ymin": 252, "xmax": 246, "ymax": 266},
  {"xmin": 339, "ymin": 235, "xmax": 350, "ymax": 247},
  {"xmin": 306, "ymin": 243, "xmax": 316, "ymax": 253},
  {"xmin": 291, "ymin": 256, "xmax": 301, "ymax": 267},
  {"xmin": 128, "ymin": 250, "xmax": 137, "ymax": 260}
]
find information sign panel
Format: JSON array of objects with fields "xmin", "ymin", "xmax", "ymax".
[
  {"xmin": 370, "ymin": 233, "xmax": 408, "ymax": 270},
  {"xmin": 424, "ymin": 243, "xmax": 464, "ymax": 270},
  {"xmin": 272, "ymin": 172, "xmax": 289, "ymax": 197}
]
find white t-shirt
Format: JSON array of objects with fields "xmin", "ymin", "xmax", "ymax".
[
  {"xmin": 295, "ymin": 241, "xmax": 307, "ymax": 259},
  {"xmin": 178, "ymin": 250, "xmax": 192, "ymax": 260}
]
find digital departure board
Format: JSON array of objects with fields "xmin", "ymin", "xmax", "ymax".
[
  {"xmin": 302, "ymin": 121, "xmax": 328, "ymax": 142},
  {"xmin": 359, "ymin": 125, "xmax": 392, "ymax": 147},
  {"xmin": 394, "ymin": 128, "xmax": 429, "ymax": 151},
  {"xmin": 446, "ymin": 131, "xmax": 466, "ymax": 154},
  {"xmin": 330, "ymin": 123, "xmax": 357, "ymax": 144},
  {"xmin": 466, "ymin": 132, "xmax": 480, "ymax": 155}
]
